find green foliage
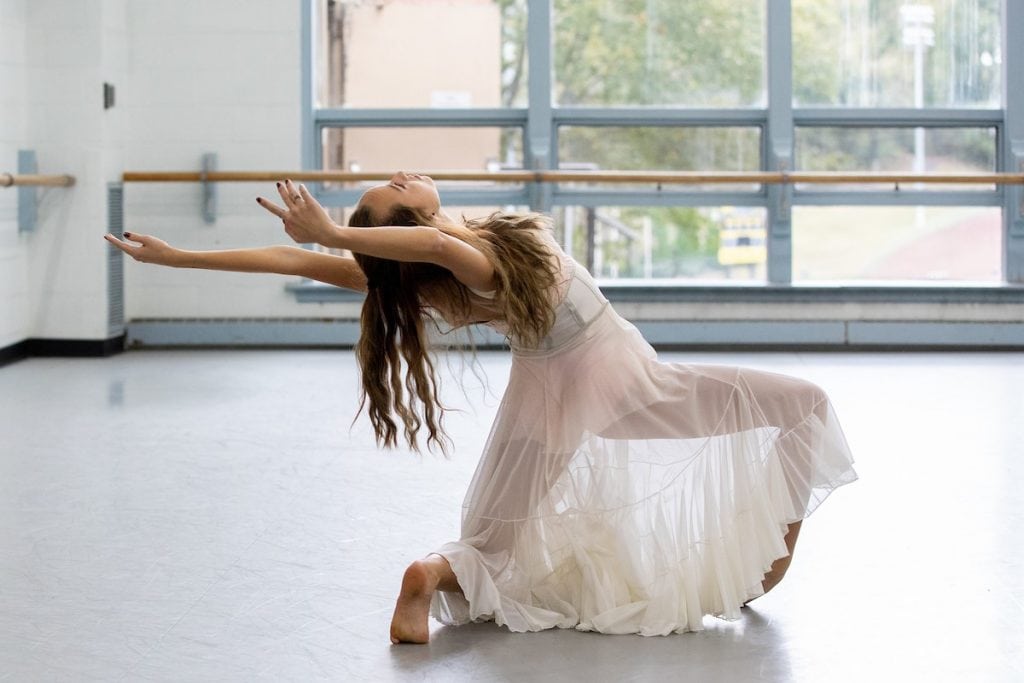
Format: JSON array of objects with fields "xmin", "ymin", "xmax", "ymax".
[
  {"xmin": 791, "ymin": 0, "xmax": 841, "ymax": 105},
  {"xmin": 632, "ymin": 207, "xmax": 721, "ymax": 277},
  {"xmin": 553, "ymin": 0, "xmax": 764, "ymax": 106},
  {"xmin": 545, "ymin": 0, "xmax": 767, "ymax": 268},
  {"xmin": 791, "ymin": 0, "xmax": 1000, "ymax": 108},
  {"xmin": 494, "ymin": 0, "xmax": 1000, "ymax": 277},
  {"xmin": 559, "ymin": 126, "xmax": 759, "ymax": 172},
  {"xmin": 496, "ymin": 0, "xmax": 528, "ymax": 107}
]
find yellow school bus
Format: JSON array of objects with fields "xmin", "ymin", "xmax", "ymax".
[{"xmin": 717, "ymin": 209, "xmax": 767, "ymax": 266}]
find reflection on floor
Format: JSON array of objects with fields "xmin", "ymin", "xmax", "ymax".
[{"xmin": 1, "ymin": 350, "xmax": 1021, "ymax": 681}]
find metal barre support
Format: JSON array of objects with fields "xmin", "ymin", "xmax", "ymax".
[
  {"xmin": 200, "ymin": 153, "xmax": 217, "ymax": 224},
  {"xmin": 3, "ymin": 150, "xmax": 76, "ymax": 233}
]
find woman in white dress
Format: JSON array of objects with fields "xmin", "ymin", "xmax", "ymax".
[{"xmin": 105, "ymin": 173, "xmax": 857, "ymax": 645}]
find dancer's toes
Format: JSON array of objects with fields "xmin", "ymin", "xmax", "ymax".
[{"xmin": 389, "ymin": 560, "xmax": 436, "ymax": 644}]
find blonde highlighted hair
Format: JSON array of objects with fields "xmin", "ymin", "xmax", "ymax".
[{"xmin": 348, "ymin": 205, "xmax": 560, "ymax": 454}]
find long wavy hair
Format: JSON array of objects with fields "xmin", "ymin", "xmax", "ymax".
[{"xmin": 349, "ymin": 205, "xmax": 560, "ymax": 455}]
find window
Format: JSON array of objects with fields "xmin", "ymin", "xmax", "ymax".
[
  {"xmin": 792, "ymin": 0, "xmax": 1001, "ymax": 108},
  {"xmin": 315, "ymin": 0, "xmax": 528, "ymax": 108},
  {"xmin": 795, "ymin": 127, "xmax": 997, "ymax": 190},
  {"xmin": 305, "ymin": 0, "xmax": 1021, "ymax": 288},
  {"xmin": 554, "ymin": 206, "xmax": 767, "ymax": 281},
  {"xmin": 793, "ymin": 206, "xmax": 1001, "ymax": 281},
  {"xmin": 553, "ymin": 0, "xmax": 766, "ymax": 107},
  {"xmin": 321, "ymin": 126, "xmax": 524, "ymax": 179},
  {"xmin": 559, "ymin": 126, "xmax": 761, "ymax": 191}
]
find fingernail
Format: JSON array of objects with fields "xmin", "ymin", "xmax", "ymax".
[
  {"xmin": 276, "ymin": 182, "xmax": 281, "ymax": 188},
  {"xmin": 256, "ymin": 197, "xmax": 261, "ymax": 203},
  {"xmin": 123, "ymin": 232, "xmax": 130, "ymax": 237}
]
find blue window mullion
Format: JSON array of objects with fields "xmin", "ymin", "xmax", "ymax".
[
  {"xmin": 300, "ymin": 0, "xmax": 1017, "ymax": 288},
  {"xmin": 1003, "ymin": 0, "xmax": 1024, "ymax": 283},
  {"xmin": 765, "ymin": 0, "xmax": 794, "ymax": 284},
  {"xmin": 526, "ymin": 0, "xmax": 553, "ymax": 212}
]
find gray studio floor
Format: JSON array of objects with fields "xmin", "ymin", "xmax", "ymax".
[{"xmin": 1, "ymin": 349, "xmax": 1022, "ymax": 682}]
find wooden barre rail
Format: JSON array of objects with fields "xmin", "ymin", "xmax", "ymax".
[
  {"xmin": 121, "ymin": 170, "xmax": 1024, "ymax": 185},
  {"xmin": 1, "ymin": 172, "xmax": 76, "ymax": 188}
]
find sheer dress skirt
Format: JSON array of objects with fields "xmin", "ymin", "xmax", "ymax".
[{"xmin": 429, "ymin": 259, "xmax": 857, "ymax": 636}]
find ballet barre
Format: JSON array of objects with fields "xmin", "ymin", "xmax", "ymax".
[
  {"xmin": 5, "ymin": 150, "xmax": 76, "ymax": 233},
  {"xmin": 0, "ymin": 172, "xmax": 76, "ymax": 188},
  {"xmin": 122, "ymin": 170, "xmax": 1024, "ymax": 185},
  {"xmin": 120, "ymin": 166, "xmax": 1024, "ymax": 224}
]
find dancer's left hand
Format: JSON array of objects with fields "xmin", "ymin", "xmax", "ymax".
[{"xmin": 257, "ymin": 179, "xmax": 338, "ymax": 245}]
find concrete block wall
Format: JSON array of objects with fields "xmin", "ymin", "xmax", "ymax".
[
  {"xmin": 121, "ymin": 0, "xmax": 360, "ymax": 320},
  {"xmin": 1, "ymin": 0, "xmax": 129, "ymax": 348},
  {"xmin": 25, "ymin": 0, "xmax": 128, "ymax": 342},
  {"xmin": 0, "ymin": 0, "xmax": 29, "ymax": 348},
  {"xmin": 1, "ymin": 0, "xmax": 360, "ymax": 356}
]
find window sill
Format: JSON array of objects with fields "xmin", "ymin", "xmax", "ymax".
[{"xmin": 287, "ymin": 279, "xmax": 1024, "ymax": 305}]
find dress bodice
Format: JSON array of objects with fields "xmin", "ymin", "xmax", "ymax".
[
  {"xmin": 511, "ymin": 254, "xmax": 610, "ymax": 356},
  {"xmin": 467, "ymin": 244, "xmax": 610, "ymax": 357}
]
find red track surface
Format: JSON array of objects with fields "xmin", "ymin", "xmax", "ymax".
[{"xmin": 865, "ymin": 213, "xmax": 1001, "ymax": 280}]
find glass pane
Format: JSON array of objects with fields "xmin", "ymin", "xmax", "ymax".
[
  {"xmin": 320, "ymin": 204, "xmax": 528, "ymax": 257},
  {"xmin": 552, "ymin": 206, "xmax": 767, "ymax": 281},
  {"xmin": 795, "ymin": 127, "xmax": 997, "ymax": 190},
  {"xmin": 793, "ymin": 206, "xmax": 1001, "ymax": 281},
  {"xmin": 339, "ymin": 205, "xmax": 520, "ymax": 224},
  {"xmin": 322, "ymin": 125, "xmax": 523, "ymax": 177},
  {"xmin": 553, "ymin": 0, "xmax": 765, "ymax": 106},
  {"xmin": 559, "ymin": 126, "xmax": 760, "ymax": 191},
  {"xmin": 560, "ymin": 126, "xmax": 760, "ymax": 170},
  {"xmin": 792, "ymin": 0, "xmax": 1001, "ymax": 107},
  {"xmin": 316, "ymin": 0, "xmax": 527, "ymax": 108}
]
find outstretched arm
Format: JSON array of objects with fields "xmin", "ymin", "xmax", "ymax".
[
  {"xmin": 258, "ymin": 180, "xmax": 497, "ymax": 291},
  {"xmin": 104, "ymin": 232, "xmax": 368, "ymax": 292}
]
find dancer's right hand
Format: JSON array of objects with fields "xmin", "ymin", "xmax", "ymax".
[{"xmin": 104, "ymin": 232, "xmax": 180, "ymax": 266}]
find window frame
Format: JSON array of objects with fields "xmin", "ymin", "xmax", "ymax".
[{"xmin": 300, "ymin": 0, "xmax": 1024, "ymax": 289}]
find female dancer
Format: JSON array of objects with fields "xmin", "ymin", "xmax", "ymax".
[{"xmin": 105, "ymin": 173, "xmax": 857, "ymax": 645}]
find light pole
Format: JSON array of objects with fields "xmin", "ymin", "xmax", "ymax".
[{"xmin": 901, "ymin": 4, "xmax": 934, "ymax": 228}]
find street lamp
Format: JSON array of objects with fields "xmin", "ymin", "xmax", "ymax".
[
  {"xmin": 900, "ymin": 4, "xmax": 934, "ymax": 226},
  {"xmin": 901, "ymin": 4, "xmax": 934, "ymax": 169}
]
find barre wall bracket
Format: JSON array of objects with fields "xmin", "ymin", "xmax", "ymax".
[
  {"xmin": 200, "ymin": 152, "xmax": 217, "ymax": 224},
  {"xmin": 2, "ymin": 150, "xmax": 75, "ymax": 232},
  {"xmin": 1018, "ymin": 156, "xmax": 1024, "ymax": 225},
  {"xmin": 18, "ymin": 150, "xmax": 36, "ymax": 233}
]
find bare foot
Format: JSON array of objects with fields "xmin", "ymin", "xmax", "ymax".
[{"xmin": 389, "ymin": 560, "xmax": 438, "ymax": 644}]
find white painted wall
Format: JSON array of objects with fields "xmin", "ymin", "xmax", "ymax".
[
  {"xmin": 0, "ymin": 0, "xmax": 129, "ymax": 346},
  {"xmin": 24, "ymin": 0, "xmax": 128, "ymax": 341},
  {"xmin": 121, "ymin": 0, "xmax": 359, "ymax": 320},
  {"xmin": 0, "ymin": 0, "xmax": 29, "ymax": 348},
  {"xmin": 1, "ymin": 0, "xmax": 357, "ymax": 351}
]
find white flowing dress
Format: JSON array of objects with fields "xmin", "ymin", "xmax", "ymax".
[{"xmin": 429, "ymin": 235, "xmax": 857, "ymax": 636}]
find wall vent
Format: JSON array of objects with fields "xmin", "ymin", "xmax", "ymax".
[{"xmin": 107, "ymin": 183, "xmax": 124, "ymax": 337}]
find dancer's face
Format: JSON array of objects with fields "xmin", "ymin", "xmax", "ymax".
[{"xmin": 357, "ymin": 171, "xmax": 444, "ymax": 222}]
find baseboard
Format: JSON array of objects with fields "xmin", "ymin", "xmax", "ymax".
[
  {"xmin": 126, "ymin": 319, "xmax": 509, "ymax": 348},
  {"xmin": 125, "ymin": 318, "xmax": 1024, "ymax": 351},
  {"xmin": 0, "ymin": 340, "xmax": 30, "ymax": 368},
  {"xmin": 0, "ymin": 335, "xmax": 126, "ymax": 367}
]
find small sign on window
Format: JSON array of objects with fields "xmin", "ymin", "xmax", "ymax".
[{"xmin": 431, "ymin": 91, "xmax": 473, "ymax": 108}]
